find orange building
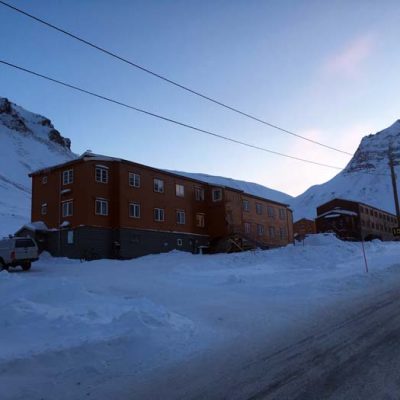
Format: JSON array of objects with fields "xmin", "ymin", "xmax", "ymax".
[
  {"xmin": 29, "ymin": 152, "xmax": 293, "ymax": 259},
  {"xmin": 293, "ymin": 218, "xmax": 316, "ymax": 238}
]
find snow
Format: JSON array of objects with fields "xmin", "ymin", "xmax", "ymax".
[
  {"xmin": 292, "ymin": 120, "xmax": 400, "ymax": 220},
  {"xmin": 171, "ymin": 171, "xmax": 293, "ymax": 205},
  {"xmin": 0, "ymin": 97, "xmax": 76, "ymax": 237},
  {"xmin": 1, "ymin": 235, "xmax": 400, "ymax": 399}
]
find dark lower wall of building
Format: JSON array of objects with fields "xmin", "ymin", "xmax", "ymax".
[{"xmin": 45, "ymin": 226, "xmax": 209, "ymax": 260}]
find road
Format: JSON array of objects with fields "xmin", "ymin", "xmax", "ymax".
[
  {"xmin": 129, "ymin": 286, "xmax": 400, "ymax": 400},
  {"xmin": 2, "ymin": 286, "xmax": 400, "ymax": 399}
]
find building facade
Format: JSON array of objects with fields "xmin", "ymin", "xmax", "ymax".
[
  {"xmin": 293, "ymin": 218, "xmax": 316, "ymax": 238},
  {"xmin": 315, "ymin": 198, "xmax": 398, "ymax": 241},
  {"xmin": 29, "ymin": 153, "xmax": 293, "ymax": 259}
]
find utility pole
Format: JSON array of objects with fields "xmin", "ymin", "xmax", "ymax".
[{"xmin": 388, "ymin": 144, "xmax": 400, "ymax": 226}]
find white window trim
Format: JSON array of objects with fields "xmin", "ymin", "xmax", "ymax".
[
  {"xmin": 154, "ymin": 178, "xmax": 164, "ymax": 193},
  {"xmin": 129, "ymin": 172, "xmax": 141, "ymax": 188},
  {"xmin": 95, "ymin": 166, "xmax": 109, "ymax": 184},
  {"xmin": 177, "ymin": 238, "xmax": 183, "ymax": 246},
  {"xmin": 176, "ymin": 209, "xmax": 186, "ymax": 225},
  {"xmin": 196, "ymin": 213, "xmax": 205, "ymax": 228},
  {"xmin": 61, "ymin": 199, "xmax": 73, "ymax": 217},
  {"xmin": 129, "ymin": 202, "xmax": 141, "ymax": 219},
  {"xmin": 154, "ymin": 208, "xmax": 165, "ymax": 222},
  {"xmin": 62, "ymin": 169, "xmax": 73, "ymax": 185},
  {"xmin": 194, "ymin": 186, "xmax": 205, "ymax": 201},
  {"xmin": 95, "ymin": 198, "xmax": 109, "ymax": 216},
  {"xmin": 212, "ymin": 188, "xmax": 222, "ymax": 202},
  {"xmin": 176, "ymin": 184, "xmax": 185, "ymax": 197}
]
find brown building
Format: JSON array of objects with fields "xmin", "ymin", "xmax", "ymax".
[
  {"xmin": 315, "ymin": 198, "xmax": 397, "ymax": 241},
  {"xmin": 29, "ymin": 152, "xmax": 293, "ymax": 259},
  {"xmin": 293, "ymin": 218, "xmax": 316, "ymax": 238}
]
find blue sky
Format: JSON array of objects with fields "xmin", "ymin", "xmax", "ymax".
[{"xmin": 1, "ymin": 0, "xmax": 400, "ymax": 196}]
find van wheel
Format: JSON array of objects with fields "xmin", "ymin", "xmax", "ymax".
[
  {"xmin": 21, "ymin": 262, "xmax": 31, "ymax": 271},
  {"xmin": 0, "ymin": 259, "xmax": 8, "ymax": 271}
]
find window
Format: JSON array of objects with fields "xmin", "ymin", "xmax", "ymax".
[
  {"xmin": 129, "ymin": 172, "xmax": 140, "ymax": 188},
  {"xmin": 62, "ymin": 200, "xmax": 73, "ymax": 217},
  {"xmin": 176, "ymin": 210, "xmax": 186, "ymax": 224},
  {"xmin": 67, "ymin": 230, "xmax": 74, "ymax": 245},
  {"xmin": 257, "ymin": 224, "xmax": 265, "ymax": 236},
  {"xmin": 41, "ymin": 203, "xmax": 47, "ymax": 215},
  {"xmin": 154, "ymin": 208, "xmax": 165, "ymax": 222},
  {"xmin": 176, "ymin": 184, "xmax": 185, "ymax": 197},
  {"xmin": 256, "ymin": 203, "xmax": 263, "ymax": 215},
  {"xmin": 177, "ymin": 238, "xmax": 183, "ymax": 247},
  {"xmin": 129, "ymin": 202, "xmax": 140, "ymax": 218},
  {"xmin": 212, "ymin": 188, "xmax": 222, "ymax": 202},
  {"xmin": 243, "ymin": 200, "xmax": 250, "ymax": 212},
  {"xmin": 269, "ymin": 226, "xmax": 276, "ymax": 238},
  {"xmin": 95, "ymin": 199, "xmax": 108, "ymax": 216},
  {"xmin": 154, "ymin": 178, "xmax": 164, "ymax": 193},
  {"xmin": 95, "ymin": 166, "xmax": 108, "ymax": 183},
  {"xmin": 360, "ymin": 206, "xmax": 364, "ymax": 213},
  {"xmin": 194, "ymin": 186, "xmax": 204, "ymax": 201},
  {"xmin": 62, "ymin": 169, "xmax": 73, "ymax": 185},
  {"xmin": 42, "ymin": 176, "xmax": 48, "ymax": 184},
  {"xmin": 267, "ymin": 206, "xmax": 275, "ymax": 218},
  {"xmin": 280, "ymin": 227, "xmax": 287, "ymax": 239},
  {"xmin": 196, "ymin": 213, "xmax": 205, "ymax": 228},
  {"xmin": 244, "ymin": 222, "xmax": 251, "ymax": 234},
  {"xmin": 279, "ymin": 209, "xmax": 286, "ymax": 219}
]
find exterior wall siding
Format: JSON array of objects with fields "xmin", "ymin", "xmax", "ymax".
[{"xmin": 29, "ymin": 155, "xmax": 294, "ymax": 259}]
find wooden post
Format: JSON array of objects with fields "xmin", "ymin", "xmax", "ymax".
[
  {"xmin": 361, "ymin": 237, "xmax": 369, "ymax": 273},
  {"xmin": 388, "ymin": 144, "xmax": 400, "ymax": 226}
]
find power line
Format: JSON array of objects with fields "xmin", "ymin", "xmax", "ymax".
[
  {"xmin": 0, "ymin": 59, "xmax": 346, "ymax": 170},
  {"xmin": 0, "ymin": 0, "xmax": 353, "ymax": 156}
]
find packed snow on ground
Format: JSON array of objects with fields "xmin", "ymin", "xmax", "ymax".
[{"xmin": 1, "ymin": 234, "xmax": 400, "ymax": 399}]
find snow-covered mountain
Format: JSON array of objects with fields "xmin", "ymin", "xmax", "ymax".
[
  {"xmin": 1, "ymin": 97, "xmax": 399, "ymax": 234},
  {"xmin": 0, "ymin": 97, "xmax": 76, "ymax": 236},
  {"xmin": 291, "ymin": 120, "xmax": 400, "ymax": 220}
]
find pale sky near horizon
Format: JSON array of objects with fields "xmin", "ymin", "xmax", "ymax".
[{"xmin": 1, "ymin": 0, "xmax": 400, "ymax": 196}]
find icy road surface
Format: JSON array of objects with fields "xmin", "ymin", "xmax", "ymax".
[{"xmin": 1, "ymin": 234, "xmax": 400, "ymax": 399}]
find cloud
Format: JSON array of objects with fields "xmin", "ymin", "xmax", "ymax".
[{"xmin": 323, "ymin": 34, "xmax": 376, "ymax": 78}]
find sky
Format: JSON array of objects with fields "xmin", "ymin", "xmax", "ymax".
[{"xmin": 1, "ymin": 0, "xmax": 400, "ymax": 197}]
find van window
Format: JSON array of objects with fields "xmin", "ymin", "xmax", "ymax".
[{"xmin": 15, "ymin": 238, "xmax": 35, "ymax": 248}]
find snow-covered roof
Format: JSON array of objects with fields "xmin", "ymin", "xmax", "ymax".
[
  {"xmin": 29, "ymin": 152, "xmax": 291, "ymax": 207},
  {"xmin": 16, "ymin": 221, "xmax": 49, "ymax": 233},
  {"xmin": 319, "ymin": 209, "xmax": 358, "ymax": 218}
]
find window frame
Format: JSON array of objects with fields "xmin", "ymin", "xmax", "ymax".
[
  {"xmin": 196, "ymin": 213, "xmax": 205, "ymax": 228},
  {"xmin": 257, "ymin": 224, "xmax": 265, "ymax": 236},
  {"xmin": 212, "ymin": 188, "xmax": 222, "ymax": 202},
  {"xmin": 95, "ymin": 198, "xmax": 109, "ymax": 216},
  {"xmin": 154, "ymin": 208, "xmax": 165, "ymax": 222},
  {"xmin": 128, "ymin": 172, "xmax": 141, "ymax": 188},
  {"xmin": 175, "ymin": 184, "xmax": 185, "ymax": 197},
  {"xmin": 62, "ymin": 169, "xmax": 73, "ymax": 185},
  {"xmin": 41, "ymin": 202, "xmax": 47, "ymax": 216},
  {"xmin": 61, "ymin": 199, "xmax": 73, "ymax": 217},
  {"xmin": 243, "ymin": 199, "xmax": 250, "ymax": 212},
  {"xmin": 129, "ymin": 202, "xmax": 141, "ymax": 219},
  {"xmin": 256, "ymin": 203, "xmax": 263, "ymax": 215},
  {"xmin": 194, "ymin": 186, "xmax": 205, "ymax": 201},
  {"xmin": 176, "ymin": 209, "xmax": 186, "ymax": 224},
  {"xmin": 95, "ymin": 166, "xmax": 108, "ymax": 184},
  {"xmin": 153, "ymin": 178, "xmax": 164, "ymax": 193}
]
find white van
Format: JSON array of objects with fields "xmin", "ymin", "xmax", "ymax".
[{"xmin": 0, "ymin": 237, "xmax": 39, "ymax": 271}]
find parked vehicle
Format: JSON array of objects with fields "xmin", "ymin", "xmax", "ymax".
[{"xmin": 0, "ymin": 237, "xmax": 39, "ymax": 271}]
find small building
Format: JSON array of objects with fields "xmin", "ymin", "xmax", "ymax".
[
  {"xmin": 315, "ymin": 198, "xmax": 397, "ymax": 241},
  {"xmin": 293, "ymin": 218, "xmax": 316, "ymax": 238},
  {"xmin": 28, "ymin": 152, "xmax": 294, "ymax": 259}
]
